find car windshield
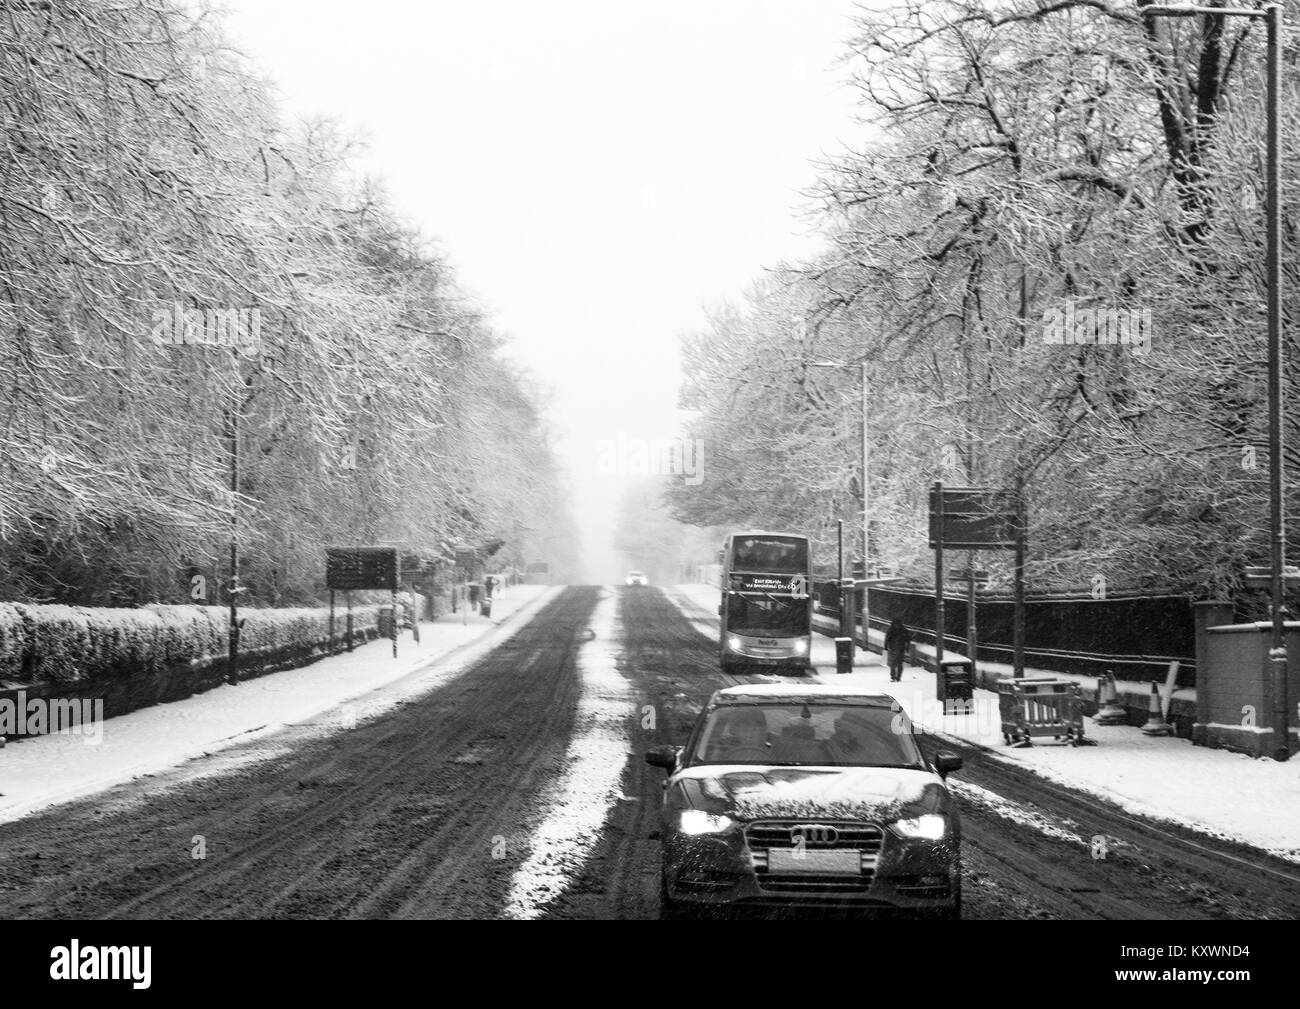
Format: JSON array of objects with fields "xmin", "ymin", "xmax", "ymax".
[
  {"xmin": 690, "ymin": 702, "xmax": 924, "ymax": 768},
  {"xmin": 725, "ymin": 594, "xmax": 807, "ymax": 636}
]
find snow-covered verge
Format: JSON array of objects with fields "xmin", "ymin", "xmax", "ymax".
[
  {"xmin": 0, "ymin": 584, "xmax": 555, "ymax": 823},
  {"xmin": 0, "ymin": 595, "xmax": 424, "ymax": 687},
  {"xmin": 669, "ymin": 583, "xmax": 1300, "ymax": 864}
]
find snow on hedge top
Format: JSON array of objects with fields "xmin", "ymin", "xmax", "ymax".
[{"xmin": 0, "ymin": 598, "xmax": 415, "ymax": 686}]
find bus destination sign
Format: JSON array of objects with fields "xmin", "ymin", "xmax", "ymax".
[{"xmin": 731, "ymin": 573, "xmax": 808, "ymax": 597}]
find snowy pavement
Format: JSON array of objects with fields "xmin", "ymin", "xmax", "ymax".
[
  {"xmin": 669, "ymin": 583, "xmax": 1300, "ymax": 864},
  {"xmin": 0, "ymin": 584, "xmax": 557, "ymax": 824}
]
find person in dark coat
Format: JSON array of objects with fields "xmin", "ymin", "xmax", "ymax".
[{"xmin": 884, "ymin": 618, "xmax": 911, "ymax": 682}]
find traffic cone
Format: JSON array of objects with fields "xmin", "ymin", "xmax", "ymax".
[
  {"xmin": 1094, "ymin": 672, "xmax": 1128, "ymax": 726},
  {"xmin": 1140, "ymin": 681, "xmax": 1171, "ymax": 736}
]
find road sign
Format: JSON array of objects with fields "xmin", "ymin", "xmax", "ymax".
[
  {"xmin": 326, "ymin": 547, "xmax": 398, "ymax": 591},
  {"xmin": 1244, "ymin": 565, "xmax": 1300, "ymax": 588},
  {"xmin": 929, "ymin": 487, "xmax": 1019, "ymax": 550}
]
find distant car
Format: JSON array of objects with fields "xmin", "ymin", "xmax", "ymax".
[
  {"xmin": 625, "ymin": 571, "xmax": 648, "ymax": 586},
  {"xmin": 645, "ymin": 683, "xmax": 962, "ymax": 919}
]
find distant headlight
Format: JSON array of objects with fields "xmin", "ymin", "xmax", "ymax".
[
  {"xmin": 892, "ymin": 814, "xmax": 947, "ymax": 840},
  {"xmin": 677, "ymin": 810, "xmax": 737, "ymax": 836},
  {"xmin": 726, "ymin": 635, "xmax": 741, "ymax": 651},
  {"xmin": 793, "ymin": 639, "xmax": 808, "ymax": 655}
]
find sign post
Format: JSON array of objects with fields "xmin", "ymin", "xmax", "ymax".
[
  {"xmin": 1013, "ymin": 479, "xmax": 1027, "ymax": 678},
  {"xmin": 401, "ymin": 554, "xmax": 422, "ymax": 645},
  {"xmin": 930, "ymin": 485, "xmax": 1020, "ymax": 686},
  {"xmin": 966, "ymin": 551, "xmax": 978, "ymax": 686},
  {"xmin": 326, "ymin": 547, "xmax": 401, "ymax": 658},
  {"xmin": 932, "ymin": 483, "xmax": 946, "ymax": 669}
]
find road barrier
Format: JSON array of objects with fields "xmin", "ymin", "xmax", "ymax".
[{"xmin": 997, "ymin": 677, "xmax": 1094, "ymax": 747}]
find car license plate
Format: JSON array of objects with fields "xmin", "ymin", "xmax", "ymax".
[{"xmin": 767, "ymin": 849, "xmax": 861, "ymax": 875}]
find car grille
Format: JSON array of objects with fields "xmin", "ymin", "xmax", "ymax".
[{"xmin": 746, "ymin": 820, "xmax": 883, "ymax": 894}]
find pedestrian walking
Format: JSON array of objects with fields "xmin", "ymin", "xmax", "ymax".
[{"xmin": 884, "ymin": 618, "xmax": 911, "ymax": 682}]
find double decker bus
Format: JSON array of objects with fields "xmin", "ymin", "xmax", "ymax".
[{"xmin": 718, "ymin": 531, "xmax": 812, "ymax": 674}]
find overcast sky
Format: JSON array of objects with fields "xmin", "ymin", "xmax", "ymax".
[{"xmin": 220, "ymin": 0, "xmax": 868, "ymax": 581}]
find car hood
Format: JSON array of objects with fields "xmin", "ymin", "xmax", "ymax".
[{"xmin": 669, "ymin": 764, "xmax": 950, "ymax": 822}]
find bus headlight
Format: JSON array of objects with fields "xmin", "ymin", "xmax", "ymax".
[
  {"xmin": 793, "ymin": 639, "xmax": 808, "ymax": 655},
  {"xmin": 727, "ymin": 635, "xmax": 741, "ymax": 651}
]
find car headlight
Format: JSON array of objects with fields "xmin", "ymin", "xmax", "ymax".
[
  {"xmin": 726, "ymin": 635, "xmax": 741, "ymax": 651},
  {"xmin": 677, "ymin": 810, "xmax": 737, "ymax": 836},
  {"xmin": 892, "ymin": 814, "xmax": 947, "ymax": 840},
  {"xmin": 793, "ymin": 639, "xmax": 808, "ymax": 655}
]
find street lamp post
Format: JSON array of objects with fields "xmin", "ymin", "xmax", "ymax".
[
  {"xmin": 1142, "ymin": 3, "xmax": 1288, "ymax": 759},
  {"xmin": 810, "ymin": 359, "xmax": 871, "ymax": 651}
]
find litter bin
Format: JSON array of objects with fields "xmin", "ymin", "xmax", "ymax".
[
  {"xmin": 835, "ymin": 637, "xmax": 854, "ymax": 675},
  {"xmin": 468, "ymin": 582, "xmax": 482, "ymax": 609},
  {"xmin": 480, "ymin": 596, "xmax": 493, "ymax": 618},
  {"xmin": 937, "ymin": 658, "xmax": 972, "ymax": 702},
  {"xmin": 378, "ymin": 604, "xmax": 395, "ymax": 639}
]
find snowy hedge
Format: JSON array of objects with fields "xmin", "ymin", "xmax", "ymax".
[{"xmin": 0, "ymin": 594, "xmax": 422, "ymax": 687}]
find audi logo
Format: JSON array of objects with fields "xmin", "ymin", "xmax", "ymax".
[{"xmin": 792, "ymin": 824, "xmax": 839, "ymax": 846}]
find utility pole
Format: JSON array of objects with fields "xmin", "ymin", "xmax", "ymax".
[
  {"xmin": 226, "ymin": 398, "xmax": 241, "ymax": 686},
  {"xmin": 861, "ymin": 360, "xmax": 870, "ymax": 639},
  {"xmin": 1142, "ymin": 2, "xmax": 1288, "ymax": 759},
  {"xmin": 1264, "ymin": 2, "xmax": 1288, "ymax": 761}
]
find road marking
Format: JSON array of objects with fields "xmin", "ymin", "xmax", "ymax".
[{"xmin": 502, "ymin": 589, "xmax": 636, "ymax": 919}]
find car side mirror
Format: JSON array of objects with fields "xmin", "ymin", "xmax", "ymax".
[
  {"xmin": 645, "ymin": 745, "xmax": 681, "ymax": 771},
  {"xmin": 934, "ymin": 751, "xmax": 963, "ymax": 777}
]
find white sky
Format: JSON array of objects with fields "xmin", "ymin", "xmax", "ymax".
[{"xmin": 219, "ymin": 0, "xmax": 869, "ymax": 581}]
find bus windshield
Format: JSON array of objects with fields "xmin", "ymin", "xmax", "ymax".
[{"xmin": 730, "ymin": 536, "xmax": 808, "ymax": 574}]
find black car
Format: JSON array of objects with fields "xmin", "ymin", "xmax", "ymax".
[{"xmin": 645, "ymin": 683, "xmax": 962, "ymax": 918}]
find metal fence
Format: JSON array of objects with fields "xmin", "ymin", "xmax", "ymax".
[{"xmin": 813, "ymin": 580, "xmax": 1196, "ymax": 686}]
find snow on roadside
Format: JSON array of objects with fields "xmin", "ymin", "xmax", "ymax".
[
  {"xmin": 0, "ymin": 585, "xmax": 557, "ymax": 824},
  {"xmin": 949, "ymin": 779, "xmax": 1087, "ymax": 847},
  {"xmin": 503, "ymin": 588, "xmax": 637, "ymax": 919}
]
